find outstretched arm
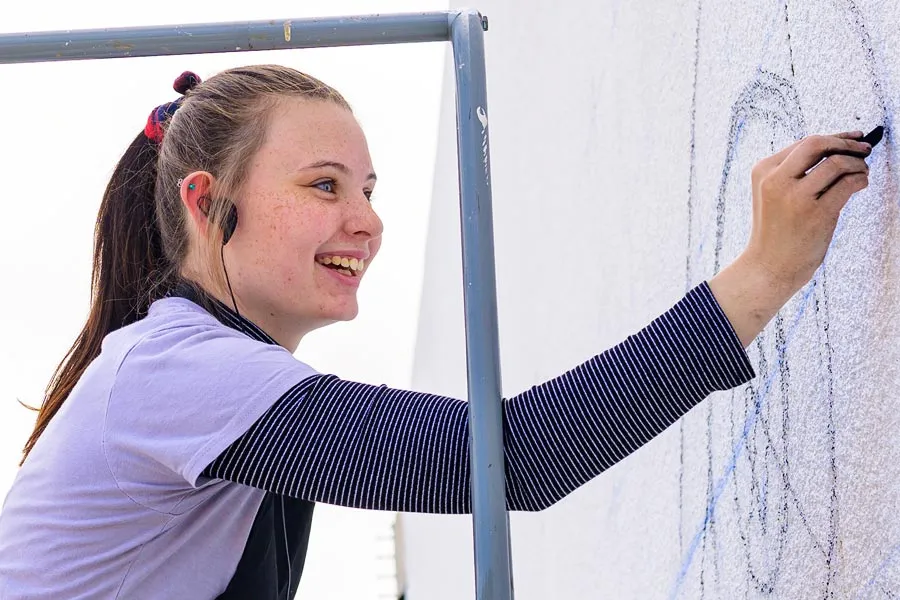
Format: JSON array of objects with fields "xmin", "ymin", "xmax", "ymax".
[
  {"xmin": 202, "ymin": 131, "xmax": 871, "ymax": 512},
  {"xmin": 202, "ymin": 282, "xmax": 753, "ymax": 513}
]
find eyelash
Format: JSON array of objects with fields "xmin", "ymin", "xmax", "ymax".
[{"xmin": 313, "ymin": 179, "xmax": 375, "ymax": 203}]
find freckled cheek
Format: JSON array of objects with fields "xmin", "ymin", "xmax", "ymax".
[
  {"xmin": 267, "ymin": 208, "xmax": 294, "ymax": 239},
  {"xmin": 250, "ymin": 204, "xmax": 327, "ymax": 284},
  {"xmin": 263, "ymin": 209, "xmax": 300, "ymax": 257},
  {"xmin": 242, "ymin": 235, "xmax": 294, "ymax": 284}
]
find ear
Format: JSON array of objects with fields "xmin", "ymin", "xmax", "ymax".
[{"xmin": 179, "ymin": 171, "xmax": 216, "ymax": 238}]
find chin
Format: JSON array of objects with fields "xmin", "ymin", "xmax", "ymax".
[
  {"xmin": 334, "ymin": 308, "xmax": 360, "ymax": 322},
  {"xmin": 300, "ymin": 310, "xmax": 359, "ymax": 339},
  {"xmin": 323, "ymin": 302, "xmax": 360, "ymax": 323}
]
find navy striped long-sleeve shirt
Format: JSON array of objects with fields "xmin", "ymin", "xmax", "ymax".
[{"xmin": 201, "ymin": 282, "xmax": 754, "ymax": 514}]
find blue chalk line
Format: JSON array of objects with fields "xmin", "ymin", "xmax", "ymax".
[{"xmin": 668, "ymin": 240, "xmax": 836, "ymax": 600}]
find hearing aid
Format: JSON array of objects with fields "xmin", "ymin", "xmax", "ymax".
[{"xmin": 197, "ymin": 195, "xmax": 238, "ymax": 245}]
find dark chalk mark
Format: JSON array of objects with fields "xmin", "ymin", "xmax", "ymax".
[
  {"xmin": 670, "ymin": 0, "xmax": 897, "ymax": 595},
  {"xmin": 785, "ymin": 0, "xmax": 796, "ymax": 79},
  {"xmin": 713, "ymin": 71, "xmax": 805, "ymax": 273},
  {"xmin": 840, "ymin": 0, "xmax": 890, "ymax": 120},
  {"xmin": 734, "ymin": 317, "xmax": 791, "ymax": 595},
  {"xmin": 814, "ymin": 271, "xmax": 839, "ymax": 598},
  {"xmin": 680, "ymin": 68, "xmax": 810, "ymax": 598},
  {"xmin": 680, "ymin": 0, "xmax": 705, "ymax": 565},
  {"xmin": 685, "ymin": 0, "xmax": 704, "ymax": 294}
]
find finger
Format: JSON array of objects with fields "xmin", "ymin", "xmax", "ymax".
[
  {"xmin": 764, "ymin": 131, "xmax": 863, "ymax": 168},
  {"xmin": 780, "ymin": 134, "xmax": 872, "ymax": 176},
  {"xmin": 818, "ymin": 171, "xmax": 869, "ymax": 214},
  {"xmin": 765, "ymin": 138, "xmax": 805, "ymax": 167},
  {"xmin": 832, "ymin": 130, "xmax": 866, "ymax": 140},
  {"xmin": 802, "ymin": 154, "xmax": 869, "ymax": 198}
]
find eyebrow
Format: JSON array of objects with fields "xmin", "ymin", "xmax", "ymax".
[{"xmin": 301, "ymin": 160, "xmax": 377, "ymax": 182}]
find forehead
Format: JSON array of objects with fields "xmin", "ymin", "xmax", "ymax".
[{"xmin": 258, "ymin": 97, "xmax": 371, "ymax": 172}]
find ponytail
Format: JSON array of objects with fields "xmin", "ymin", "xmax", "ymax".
[{"xmin": 21, "ymin": 131, "xmax": 169, "ymax": 463}]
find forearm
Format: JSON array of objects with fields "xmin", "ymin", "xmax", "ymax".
[
  {"xmin": 502, "ymin": 282, "xmax": 755, "ymax": 510},
  {"xmin": 707, "ymin": 251, "xmax": 800, "ymax": 348}
]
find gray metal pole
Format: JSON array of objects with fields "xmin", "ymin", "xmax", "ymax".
[
  {"xmin": 451, "ymin": 10, "xmax": 514, "ymax": 600},
  {"xmin": 0, "ymin": 12, "xmax": 452, "ymax": 64}
]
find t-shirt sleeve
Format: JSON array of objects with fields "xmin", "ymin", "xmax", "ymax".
[{"xmin": 103, "ymin": 322, "xmax": 318, "ymax": 505}]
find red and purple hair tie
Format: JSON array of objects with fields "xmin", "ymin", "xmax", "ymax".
[{"xmin": 144, "ymin": 71, "xmax": 202, "ymax": 144}]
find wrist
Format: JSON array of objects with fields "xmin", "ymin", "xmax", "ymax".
[
  {"xmin": 736, "ymin": 249, "xmax": 808, "ymax": 300},
  {"xmin": 708, "ymin": 252, "xmax": 800, "ymax": 347}
]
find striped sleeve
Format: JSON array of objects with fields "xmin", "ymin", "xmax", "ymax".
[{"xmin": 201, "ymin": 282, "xmax": 754, "ymax": 513}]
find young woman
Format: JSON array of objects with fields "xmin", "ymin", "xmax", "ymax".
[{"xmin": 0, "ymin": 66, "xmax": 871, "ymax": 599}]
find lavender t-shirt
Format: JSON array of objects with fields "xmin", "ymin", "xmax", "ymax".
[{"xmin": 0, "ymin": 297, "xmax": 317, "ymax": 599}]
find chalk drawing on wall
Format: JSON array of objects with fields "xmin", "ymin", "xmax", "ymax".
[
  {"xmin": 857, "ymin": 544, "xmax": 900, "ymax": 599},
  {"xmin": 674, "ymin": 0, "xmax": 893, "ymax": 598}
]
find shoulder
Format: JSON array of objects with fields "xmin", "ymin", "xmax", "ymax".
[
  {"xmin": 118, "ymin": 297, "xmax": 314, "ymax": 377},
  {"xmin": 108, "ymin": 296, "xmax": 320, "ymax": 418},
  {"xmin": 103, "ymin": 297, "xmax": 320, "ymax": 486}
]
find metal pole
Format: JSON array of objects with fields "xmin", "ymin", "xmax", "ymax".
[
  {"xmin": 451, "ymin": 10, "xmax": 513, "ymax": 600},
  {"xmin": 0, "ymin": 12, "xmax": 452, "ymax": 64}
]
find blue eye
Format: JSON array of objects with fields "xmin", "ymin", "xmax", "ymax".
[{"xmin": 314, "ymin": 180, "xmax": 335, "ymax": 193}]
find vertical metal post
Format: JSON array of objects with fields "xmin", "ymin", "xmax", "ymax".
[{"xmin": 450, "ymin": 10, "xmax": 513, "ymax": 600}]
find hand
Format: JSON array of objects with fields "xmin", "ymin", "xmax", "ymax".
[
  {"xmin": 744, "ymin": 130, "xmax": 871, "ymax": 292},
  {"xmin": 710, "ymin": 131, "xmax": 871, "ymax": 347}
]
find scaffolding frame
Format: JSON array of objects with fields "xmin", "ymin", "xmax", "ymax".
[{"xmin": 0, "ymin": 8, "xmax": 512, "ymax": 600}]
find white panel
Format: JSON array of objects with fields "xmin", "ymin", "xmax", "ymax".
[{"xmin": 405, "ymin": 1, "xmax": 900, "ymax": 598}]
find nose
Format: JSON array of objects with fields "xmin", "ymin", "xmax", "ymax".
[{"xmin": 344, "ymin": 193, "xmax": 384, "ymax": 240}]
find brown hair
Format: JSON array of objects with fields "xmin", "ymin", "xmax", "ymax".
[{"xmin": 21, "ymin": 65, "xmax": 351, "ymax": 463}]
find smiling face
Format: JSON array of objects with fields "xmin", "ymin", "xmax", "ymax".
[{"xmin": 211, "ymin": 97, "xmax": 383, "ymax": 348}]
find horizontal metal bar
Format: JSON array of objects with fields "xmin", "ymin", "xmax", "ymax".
[{"xmin": 0, "ymin": 11, "xmax": 454, "ymax": 64}]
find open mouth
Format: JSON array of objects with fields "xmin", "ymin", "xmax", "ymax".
[{"xmin": 316, "ymin": 255, "xmax": 365, "ymax": 278}]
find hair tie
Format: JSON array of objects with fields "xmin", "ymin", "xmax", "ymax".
[{"xmin": 144, "ymin": 71, "xmax": 202, "ymax": 144}]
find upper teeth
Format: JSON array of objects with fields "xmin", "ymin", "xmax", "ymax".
[{"xmin": 317, "ymin": 255, "xmax": 365, "ymax": 272}]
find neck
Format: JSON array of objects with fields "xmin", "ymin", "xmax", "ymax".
[
  {"xmin": 215, "ymin": 288, "xmax": 306, "ymax": 352},
  {"xmin": 177, "ymin": 275, "xmax": 307, "ymax": 352}
]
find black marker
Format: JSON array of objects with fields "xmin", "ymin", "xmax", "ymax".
[
  {"xmin": 806, "ymin": 125, "xmax": 884, "ymax": 175},
  {"xmin": 824, "ymin": 125, "xmax": 884, "ymax": 161},
  {"xmin": 859, "ymin": 125, "xmax": 885, "ymax": 148},
  {"xmin": 838, "ymin": 125, "xmax": 885, "ymax": 158}
]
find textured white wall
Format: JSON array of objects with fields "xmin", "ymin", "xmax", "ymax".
[{"xmin": 403, "ymin": 1, "xmax": 900, "ymax": 598}]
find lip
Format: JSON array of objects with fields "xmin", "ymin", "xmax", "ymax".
[{"xmin": 317, "ymin": 262, "xmax": 362, "ymax": 287}]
